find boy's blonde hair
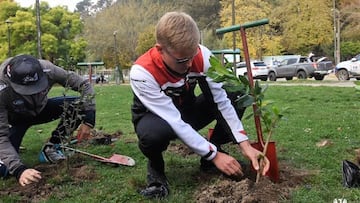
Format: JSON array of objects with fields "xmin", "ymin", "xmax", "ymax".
[{"xmin": 156, "ymin": 12, "xmax": 200, "ymax": 53}]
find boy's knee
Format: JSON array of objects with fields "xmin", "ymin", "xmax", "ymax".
[{"xmin": 138, "ymin": 132, "xmax": 170, "ymax": 153}]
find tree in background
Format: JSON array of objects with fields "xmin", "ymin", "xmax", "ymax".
[
  {"xmin": 41, "ymin": 6, "xmax": 87, "ymax": 69},
  {"xmin": 135, "ymin": 25, "xmax": 156, "ymax": 57},
  {"xmin": 219, "ymin": 0, "xmax": 274, "ymax": 60},
  {"xmin": 82, "ymin": 0, "xmax": 177, "ymax": 69},
  {"xmin": 272, "ymin": 0, "xmax": 333, "ymax": 56},
  {"xmin": 1, "ymin": 0, "xmax": 359, "ymax": 69},
  {"xmin": 338, "ymin": 0, "xmax": 360, "ymax": 60},
  {"xmin": 0, "ymin": 1, "xmax": 86, "ymax": 69},
  {"xmin": 78, "ymin": 0, "xmax": 360, "ymax": 65},
  {"xmin": 181, "ymin": 0, "xmax": 221, "ymax": 32},
  {"xmin": 0, "ymin": 0, "xmax": 20, "ymax": 61},
  {"xmin": 217, "ymin": 0, "xmax": 359, "ymax": 60},
  {"xmin": 340, "ymin": 0, "xmax": 360, "ymax": 41},
  {"xmin": 81, "ymin": 0, "xmax": 226, "ymax": 69}
]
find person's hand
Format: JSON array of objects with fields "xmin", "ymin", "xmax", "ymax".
[
  {"xmin": 19, "ymin": 169, "xmax": 42, "ymax": 186},
  {"xmin": 76, "ymin": 123, "xmax": 92, "ymax": 142},
  {"xmin": 211, "ymin": 151, "xmax": 243, "ymax": 177},
  {"xmin": 239, "ymin": 141, "xmax": 270, "ymax": 176}
]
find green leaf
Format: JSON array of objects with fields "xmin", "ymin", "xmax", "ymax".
[
  {"xmin": 207, "ymin": 55, "xmax": 288, "ymax": 148},
  {"xmin": 239, "ymin": 75, "xmax": 250, "ymax": 86},
  {"xmin": 235, "ymin": 94, "xmax": 255, "ymax": 108},
  {"xmin": 209, "ymin": 56, "xmax": 231, "ymax": 75}
]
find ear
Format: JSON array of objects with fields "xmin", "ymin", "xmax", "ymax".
[{"xmin": 155, "ymin": 43, "xmax": 164, "ymax": 54}]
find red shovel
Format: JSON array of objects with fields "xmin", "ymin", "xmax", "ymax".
[
  {"xmin": 62, "ymin": 145, "xmax": 135, "ymax": 167},
  {"xmin": 216, "ymin": 19, "xmax": 279, "ymax": 182}
]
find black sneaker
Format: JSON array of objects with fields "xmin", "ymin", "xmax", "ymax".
[
  {"xmin": 139, "ymin": 183, "xmax": 169, "ymax": 199},
  {"xmin": 39, "ymin": 143, "xmax": 66, "ymax": 163}
]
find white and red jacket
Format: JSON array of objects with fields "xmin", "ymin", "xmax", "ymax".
[{"xmin": 130, "ymin": 45, "xmax": 248, "ymax": 161}]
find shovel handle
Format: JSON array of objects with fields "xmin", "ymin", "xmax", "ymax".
[
  {"xmin": 215, "ymin": 18, "xmax": 269, "ymax": 34},
  {"xmin": 61, "ymin": 145, "xmax": 107, "ymax": 161},
  {"xmin": 238, "ymin": 26, "xmax": 265, "ymax": 146},
  {"xmin": 215, "ymin": 19, "xmax": 269, "ymax": 146}
]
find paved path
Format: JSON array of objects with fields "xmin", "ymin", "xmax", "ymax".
[{"xmin": 265, "ymin": 73, "xmax": 357, "ymax": 87}]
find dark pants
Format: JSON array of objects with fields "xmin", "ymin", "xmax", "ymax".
[
  {"xmin": 134, "ymin": 93, "xmax": 245, "ymax": 184},
  {"xmin": 8, "ymin": 96, "xmax": 81, "ymax": 152}
]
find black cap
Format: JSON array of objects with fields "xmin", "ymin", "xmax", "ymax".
[{"xmin": 6, "ymin": 54, "xmax": 48, "ymax": 95}]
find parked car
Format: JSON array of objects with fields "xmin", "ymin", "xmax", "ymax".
[
  {"xmin": 267, "ymin": 56, "xmax": 333, "ymax": 81},
  {"xmin": 234, "ymin": 61, "xmax": 269, "ymax": 81},
  {"xmin": 335, "ymin": 54, "xmax": 360, "ymax": 80}
]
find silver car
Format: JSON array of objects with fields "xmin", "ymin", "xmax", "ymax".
[{"xmin": 268, "ymin": 56, "xmax": 333, "ymax": 81}]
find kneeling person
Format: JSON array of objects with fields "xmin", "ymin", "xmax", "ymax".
[
  {"xmin": 0, "ymin": 54, "xmax": 96, "ymax": 186},
  {"xmin": 130, "ymin": 11, "xmax": 270, "ymax": 199}
]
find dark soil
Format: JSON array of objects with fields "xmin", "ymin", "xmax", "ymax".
[
  {"xmin": 194, "ymin": 162, "xmax": 310, "ymax": 203},
  {"xmin": 0, "ymin": 130, "xmax": 122, "ymax": 202},
  {"xmin": 0, "ymin": 156, "xmax": 97, "ymax": 202},
  {"xmin": 2, "ymin": 135, "xmax": 316, "ymax": 202},
  {"xmin": 168, "ymin": 142, "xmax": 314, "ymax": 203}
]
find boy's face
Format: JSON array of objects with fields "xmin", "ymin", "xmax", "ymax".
[{"xmin": 157, "ymin": 44, "xmax": 198, "ymax": 75}]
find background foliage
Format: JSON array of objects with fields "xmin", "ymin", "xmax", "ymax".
[
  {"xmin": 0, "ymin": 0, "xmax": 359, "ymax": 70},
  {"xmin": 0, "ymin": 1, "xmax": 86, "ymax": 69}
]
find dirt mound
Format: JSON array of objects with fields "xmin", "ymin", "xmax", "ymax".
[
  {"xmin": 167, "ymin": 142, "xmax": 313, "ymax": 202},
  {"xmin": 194, "ymin": 162, "xmax": 314, "ymax": 203}
]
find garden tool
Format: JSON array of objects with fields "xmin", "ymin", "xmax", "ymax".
[
  {"xmin": 61, "ymin": 145, "xmax": 135, "ymax": 167},
  {"xmin": 216, "ymin": 19, "xmax": 279, "ymax": 182}
]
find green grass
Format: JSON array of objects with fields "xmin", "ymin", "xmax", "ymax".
[{"xmin": 1, "ymin": 82, "xmax": 360, "ymax": 202}]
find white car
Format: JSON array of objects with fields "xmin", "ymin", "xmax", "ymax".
[
  {"xmin": 335, "ymin": 54, "xmax": 360, "ymax": 80},
  {"xmin": 235, "ymin": 61, "xmax": 269, "ymax": 81}
]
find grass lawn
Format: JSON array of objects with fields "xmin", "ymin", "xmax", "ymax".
[{"xmin": 1, "ymin": 81, "xmax": 360, "ymax": 202}]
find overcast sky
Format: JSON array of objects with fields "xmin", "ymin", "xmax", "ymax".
[{"xmin": 14, "ymin": 0, "xmax": 84, "ymax": 11}]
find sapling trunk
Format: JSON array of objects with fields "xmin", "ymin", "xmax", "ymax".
[
  {"xmin": 256, "ymin": 127, "xmax": 274, "ymax": 183},
  {"xmin": 256, "ymin": 109, "xmax": 282, "ymax": 183}
]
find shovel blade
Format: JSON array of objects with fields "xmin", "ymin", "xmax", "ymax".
[
  {"xmin": 98, "ymin": 154, "xmax": 136, "ymax": 166},
  {"xmin": 251, "ymin": 141, "xmax": 279, "ymax": 182}
]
